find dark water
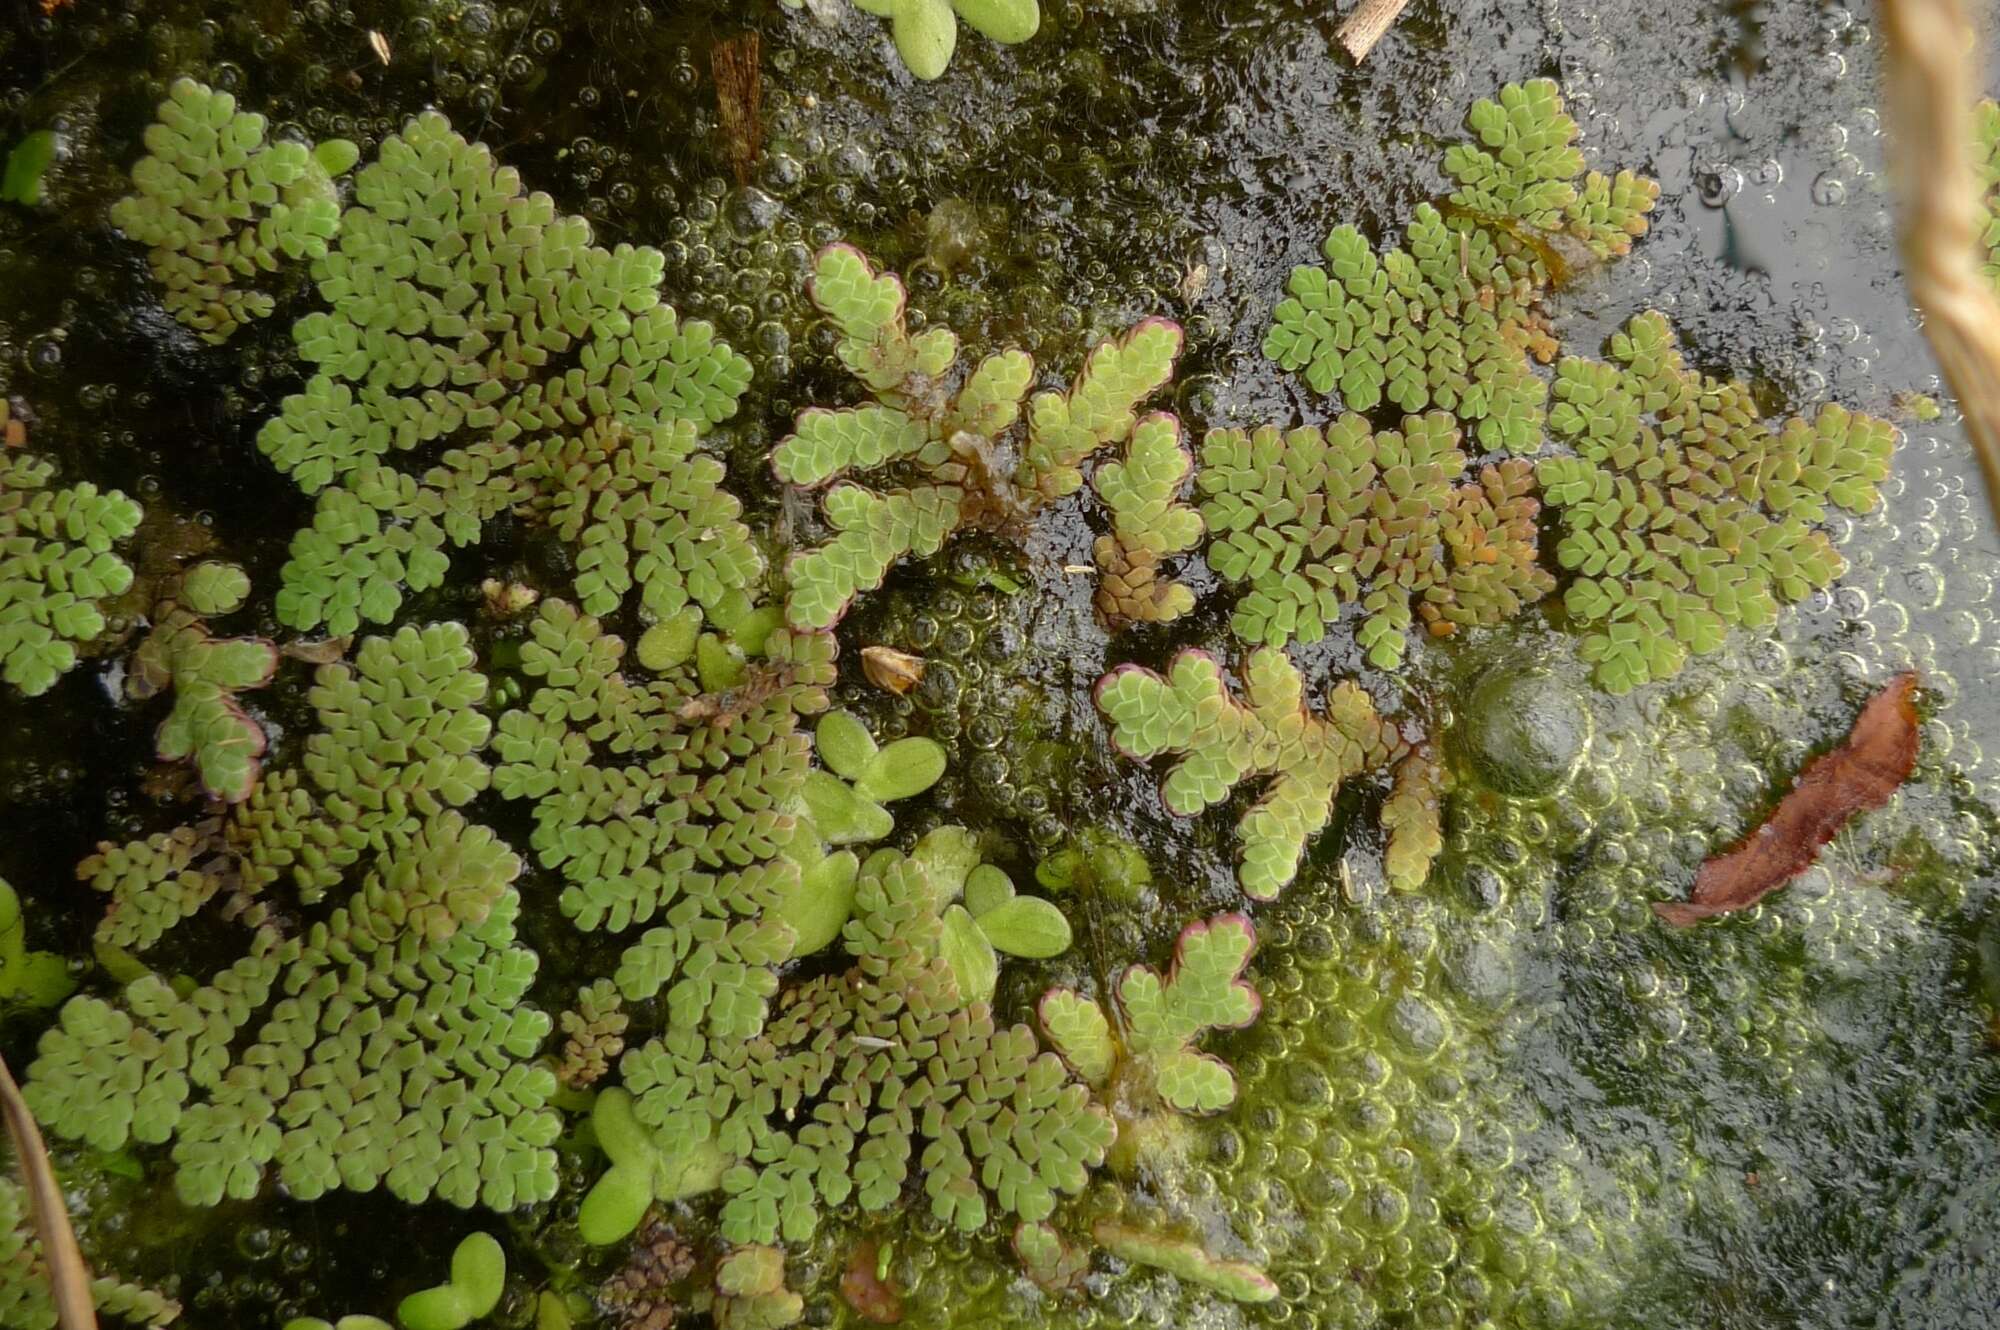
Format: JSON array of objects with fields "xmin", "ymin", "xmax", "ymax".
[{"xmin": 1, "ymin": 2, "xmax": 1998, "ymax": 1328}]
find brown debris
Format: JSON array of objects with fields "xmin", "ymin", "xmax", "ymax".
[
  {"xmin": 279, "ymin": 636, "xmax": 353, "ymax": 665},
  {"xmin": 1880, "ymin": 0, "xmax": 2000, "ymax": 527},
  {"xmin": 0, "ymin": 1054, "xmax": 97, "ymax": 1330},
  {"xmin": 1338, "ymin": 0, "xmax": 1413, "ymax": 62},
  {"xmin": 1655, "ymin": 673, "xmax": 1921, "ymax": 926},
  {"xmin": 711, "ymin": 33, "xmax": 763, "ymax": 187},
  {"xmin": 860, "ymin": 645, "xmax": 925, "ymax": 696},
  {"xmin": 598, "ymin": 1215, "xmax": 696, "ymax": 1330},
  {"xmin": 1092, "ymin": 536, "xmax": 1186, "ymax": 628},
  {"xmin": 839, "ymin": 1240, "xmax": 904, "ymax": 1325}
]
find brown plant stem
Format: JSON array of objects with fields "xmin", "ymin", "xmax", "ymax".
[
  {"xmin": 712, "ymin": 32, "xmax": 763, "ymax": 188},
  {"xmin": 1880, "ymin": 0, "xmax": 2000, "ymax": 527},
  {"xmin": 1339, "ymin": 0, "xmax": 1414, "ymax": 62},
  {"xmin": 0, "ymin": 1053, "xmax": 97, "ymax": 1330}
]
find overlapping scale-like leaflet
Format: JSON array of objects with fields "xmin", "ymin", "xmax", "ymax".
[
  {"xmin": 25, "ymin": 623, "xmax": 560, "ymax": 1212},
  {"xmin": 1536, "ymin": 311, "xmax": 1895, "ymax": 692},
  {"xmin": 259, "ymin": 110, "xmax": 755, "ymax": 634},
  {"xmin": 0, "ymin": 447, "xmax": 141, "ymax": 698},
  {"xmin": 610, "ymin": 834, "xmax": 1114, "ymax": 1247},
  {"xmin": 772, "ymin": 244, "xmax": 1190, "ymax": 629},
  {"xmin": 1197, "ymin": 411, "xmax": 1553, "ymax": 667},
  {"xmin": 490, "ymin": 597, "xmax": 836, "ymax": 1037},
  {"xmin": 109, "ymin": 78, "xmax": 358, "ymax": 343},
  {"xmin": 1263, "ymin": 79, "xmax": 1658, "ymax": 452},
  {"xmin": 1095, "ymin": 648, "xmax": 1404, "ymax": 900}
]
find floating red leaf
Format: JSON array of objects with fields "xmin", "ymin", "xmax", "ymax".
[
  {"xmin": 1655, "ymin": 672, "xmax": 1920, "ymax": 926},
  {"xmin": 840, "ymin": 1239, "xmax": 904, "ymax": 1325}
]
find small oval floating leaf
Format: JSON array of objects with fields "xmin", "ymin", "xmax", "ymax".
[
  {"xmin": 977, "ymin": 894, "xmax": 1072, "ymax": 959},
  {"xmin": 855, "ymin": 736, "xmax": 947, "ymax": 802},
  {"xmin": 940, "ymin": 905, "xmax": 999, "ymax": 1003},
  {"xmin": 815, "ymin": 710, "xmax": 879, "ymax": 780},
  {"xmin": 963, "ymin": 863, "xmax": 1016, "ymax": 918}
]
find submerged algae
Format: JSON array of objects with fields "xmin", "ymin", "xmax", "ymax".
[{"xmin": 0, "ymin": 1, "xmax": 1997, "ymax": 1329}]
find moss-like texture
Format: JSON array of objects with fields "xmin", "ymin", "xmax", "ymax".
[
  {"xmin": 110, "ymin": 78, "xmax": 357, "ymax": 343},
  {"xmin": 1265, "ymin": 80, "xmax": 1658, "ymax": 451},
  {"xmin": 1537, "ymin": 312, "xmax": 1894, "ymax": 691},
  {"xmin": 25, "ymin": 624, "xmax": 560, "ymax": 1211},
  {"xmin": 1198, "ymin": 412, "xmax": 1553, "ymax": 666},
  {"xmin": 491, "ymin": 597, "xmax": 835, "ymax": 1027},
  {"xmin": 260, "ymin": 108, "xmax": 753, "ymax": 633},
  {"xmin": 0, "ymin": 4, "xmax": 1993, "ymax": 1325},
  {"xmin": 603, "ymin": 829, "xmax": 1112, "ymax": 1247},
  {"xmin": 0, "ymin": 445, "xmax": 141, "ymax": 697}
]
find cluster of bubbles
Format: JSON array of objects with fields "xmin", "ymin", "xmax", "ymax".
[
  {"xmin": 1187, "ymin": 873, "xmax": 1634, "ymax": 1330},
  {"xmin": 838, "ymin": 547, "xmax": 1078, "ymax": 854}
]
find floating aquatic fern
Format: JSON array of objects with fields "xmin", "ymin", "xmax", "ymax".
[
  {"xmin": 711, "ymin": 1245, "xmax": 801, "ymax": 1330},
  {"xmin": 25, "ymin": 623, "xmax": 560, "ymax": 1212},
  {"xmin": 110, "ymin": 78, "xmax": 358, "ymax": 343},
  {"xmin": 1094, "ymin": 413, "xmax": 1202, "ymax": 625},
  {"xmin": 491, "ymin": 597, "xmax": 837, "ymax": 1036},
  {"xmin": 0, "ymin": 1169, "xmax": 180, "ymax": 1330},
  {"xmin": 1976, "ymin": 98, "xmax": 2000, "ymax": 290},
  {"xmin": 1381, "ymin": 745, "xmax": 1448, "ymax": 892},
  {"xmin": 259, "ymin": 109, "xmax": 754, "ymax": 633},
  {"xmin": 781, "ymin": 0, "xmax": 1041, "ymax": 82},
  {"xmin": 1041, "ymin": 913, "xmax": 1261, "ymax": 1125},
  {"xmin": 1536, "ymin": 311, "xmax": 1894, "ymax": 691},
  {"xmin": 1095, "ymin": 648, "xmax": 1403, "ymax": 899},
  {"xmin": 1197, "ymin": 411, "xmax": 1553, "ymax": 666},
  {"xmin": 0, "ymin": 446, "xmax": 141, "ymax": 697},
  {"xmin": 601, "ymin": 834, "xmax": 1114, "ymax": 1247},
  {"xmin": 772, "ymin": 244, "xmax": 1187, "ymax": 629},
  {"xmin": 515, "ymin": 416, "xmax": 762, "ymax": 623},
  {"xmin": 1264, "ymin": 80, "xmax": 1658, "ymax": 451},
  {"xmin": 127, "ymin": 587, "xmax": 277, "ymax": 803}
]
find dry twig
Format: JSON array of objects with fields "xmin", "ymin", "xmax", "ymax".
[
  {"xmin": 1339, "ymin": 0, "xmax": 1414, "ymax": 63},
  {"xmin": 712, "ymin": 33, "xmax": 763, "ymax": 188},
  {"xmin": 0, "ymin": 1054, "xmax": 97, "ymax": 1330},
  {"xmin": 1881, "ymin": 0, "xmax": 2000, "ymax": 526}
]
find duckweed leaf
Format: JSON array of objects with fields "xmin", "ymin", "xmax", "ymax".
[
  {"xmin": 815, "ymin": 710, "xmax": 879, "ymax": 780},
  {"xmin": 962, "ymin": 863, "xmax": 1015, "ymax": 918},
  {"xmin": 854, "ymin": 736, "xmax": 947, "ymax": 802},
  {"xmin": 975, "ymin": 895, "xmax": 1071, "ymax": 959},
  {"xmin": 939, "ymin": 905, "xmax": 1000, "ymax": 1003},
  {"xmin": 396, "ymin": 1233, "xmax": 506, "ymax": 1330}
]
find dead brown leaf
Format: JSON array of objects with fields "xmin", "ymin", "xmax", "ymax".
[
  {"xmin": 1655, "ymin": 672, "xmax": 1921, "ymax": 925},
  {"xmin": 280, "ymin": 635, "xmax": 352, "ymax": 665},
  {"xmin": 860, "ymin": 646, "xmax": 924, "ymax": 696}
]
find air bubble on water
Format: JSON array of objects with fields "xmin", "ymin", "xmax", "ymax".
[{"xmin": 1695, "ymin": 163, "xmax": 1741, "ymax": 207}]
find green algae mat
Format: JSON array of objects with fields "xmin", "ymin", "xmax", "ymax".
[{"xmin": 2, "ymin": 2, "xmax": 1999, "ymax": 1328}]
